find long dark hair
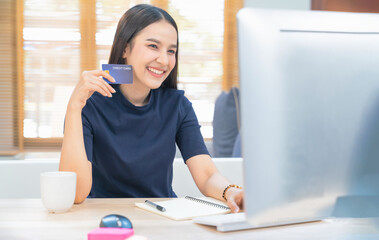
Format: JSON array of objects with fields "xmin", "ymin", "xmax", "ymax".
[{"xmin": 108, "ymin": 4, "xmax": 178, "ymax": 89}]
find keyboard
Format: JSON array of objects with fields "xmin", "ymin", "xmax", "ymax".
[{"xmin": 192, "ymin": 213, "xmax": 255, "ymax": 232}]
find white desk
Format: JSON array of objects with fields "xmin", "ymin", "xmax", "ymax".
[{"xmin": 0, "ymin": 199, "xmax": 378, "ymax": 240}]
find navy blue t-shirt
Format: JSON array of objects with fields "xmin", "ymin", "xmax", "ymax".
[{"xmin": 81, "ymin": 85, "xmax": 209, "ymax": 198}]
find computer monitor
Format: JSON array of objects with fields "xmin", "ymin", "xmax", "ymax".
[{"xmin": 238, "ymin": 8, "xmax": 379, "ymax": 227}]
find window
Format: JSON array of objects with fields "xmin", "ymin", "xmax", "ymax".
[
  {"xmin": 23, "ymin": 1, "xmax": 81, "ymax": 139},
  {"xmin": 169, "ymin": 1, "xmax": 224, "ymax": 138},
  {"xmin": 22, "ymin": 0, "xmax": 223, "ymax": 144},
  {"xmin": 1, "ymin": 0, "xmax": 243, "ymax": 154}
]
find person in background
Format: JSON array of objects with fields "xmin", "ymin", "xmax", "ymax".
[
  {"xmin": 59, "ymin": 4, "xmax": 243, "ymax": 213},
  {"xmin": 213, "ymin": 87, "xmax": 241, "ymax": 157}
]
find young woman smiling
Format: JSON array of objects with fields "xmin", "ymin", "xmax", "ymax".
[{"xmin": 59, "ymin": 4, "xmax": 244, "ymax": 213}]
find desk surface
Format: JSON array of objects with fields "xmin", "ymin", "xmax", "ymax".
[{"xmin": 0, "ymin": 199, "xmax": 378, "ymax": 240}]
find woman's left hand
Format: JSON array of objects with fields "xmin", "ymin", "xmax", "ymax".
[{"xmin": 225, "ymin": 188, "xmax": 244, "ymax": 213}]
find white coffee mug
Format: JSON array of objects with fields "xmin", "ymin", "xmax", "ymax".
[{"xmin": 40, "ymin": 171, "xmax": 77, "ymax": 213}]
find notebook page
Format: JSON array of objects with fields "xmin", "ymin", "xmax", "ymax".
[{"xmin": 135, "ymin": 197, "xmax": 231, "ymax": 221}]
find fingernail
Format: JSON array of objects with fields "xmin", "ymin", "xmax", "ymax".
[{"xmin": 112, "ymin": 88, "xmax": 116, "ymax": 93}]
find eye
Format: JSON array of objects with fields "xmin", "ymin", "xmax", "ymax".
[
  {"xmin": 148, "ymin": 44, "xmax": 158, "ymax": 49},
  {"xmin": 168, "ymin": 49, "xmax": 176, "ymax": 55}
]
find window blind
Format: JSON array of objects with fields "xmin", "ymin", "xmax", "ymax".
[
  {"xmin": 0, "ymin": 0, "xmax": 22, "ymax": 154},
  {"xmin": 95, "ymin": 0, "xmax": 148, "ymax": 69},
  {"xmin": 168, "ymin": 0, "xmax": 224, "ymax": 138},
  {"xmin": 20, "ymin": 0, "xmax": 225, "ymax": 147},
  {"xmin": 23, "ymin": 0, "xmax": 81, "ymax": 142}
]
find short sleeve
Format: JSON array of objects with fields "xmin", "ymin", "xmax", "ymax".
[
  {"xmin": 176, "ymin": 96, "xmax": 209, "ymax": 162},
  {"xmin": 82, "ymin": 107, "xmax": 94, "ymax": 163}
]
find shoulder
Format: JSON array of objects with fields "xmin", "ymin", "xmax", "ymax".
[
  {"xmin": 82, "ymin": 92, "xmax": 112, "ymax": 116},
  {"xmin": 155, "ymin": 88, "xmax": 190, "ymax": 105},
  {"xmin": 154, "ymin": 88, "xmax": 193, "ymax": 118},
  {"xmin": 85, "ymin": 92, "xmax": 105, "ymax": 108},
  {"xmin": 156, "ymin": 88, "xmax": 185, "ymax": 99}
]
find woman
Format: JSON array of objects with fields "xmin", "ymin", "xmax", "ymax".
[{"xmin": 59, "ymin": 4, "xmax": 243, "ymax": 213}]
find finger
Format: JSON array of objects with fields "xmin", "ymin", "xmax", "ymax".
[
  {"xmin": 94, "ymin": 77, "xmax": 116, "ymax": 95},
  {"xmin": 232, "ymin": 194, "xmax": 244, "ymax": 211},
  {"xmin": 89, "ymin": 77, "xmax": 114, "ymax": 97},
  {"xmin": 229, "ymin": 201, "xmax": 240, "ymax": 213},
  {"xmin": 89, "ymin": 75, "xmax": 116, "ymax": 94},
  {"xmin": 92, "ymin": 70, "xmax": 116, "ymax": 83},
  {"xmin": 227, "ymin": 199, "xmax": 240, "ymax": 213},
  {"xmin": 85, "ymin": 77, "xmax": 112, "ymax": 97},
  {"xmin": 86, "ymin": 84, "xmax": 109, "ymax": 98},
  {"xmin": 90, "ymin": 73, "xmax": 116, "ymax": 94},
  {"xmin": 102, "ymin": 79, "xmax": 116, "ymax": 94}
]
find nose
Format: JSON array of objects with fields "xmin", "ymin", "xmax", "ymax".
[{"xmin": 156, "ymin": 50, "xmax": 169, "ymax": 66}]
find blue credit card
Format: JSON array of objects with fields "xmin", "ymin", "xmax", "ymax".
[{"xmin": 102, "ymin": 64, "xmax": 133, "ymax": 84}]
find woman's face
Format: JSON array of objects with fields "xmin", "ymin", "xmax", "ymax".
[{"xmin": 123, "ymin": 20, "xmax": 177, "ymax": 90}]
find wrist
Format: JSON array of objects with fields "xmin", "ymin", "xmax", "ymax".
[
  {"xmin": 222, "ymin": 184, "xmax": 242, "ymax": 201},
  {"xmin": 67, "ymin": 100, "xmax": 84, "ymax": 112}
]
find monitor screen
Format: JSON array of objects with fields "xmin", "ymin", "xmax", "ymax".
[{"xmin": 238, "ymin": 8, "xmax": 379, "ymax": 226}]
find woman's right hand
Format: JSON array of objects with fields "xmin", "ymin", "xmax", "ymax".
[{"xmin": 68, "ymin": 70, "xmax": 116, "ymax": 110}]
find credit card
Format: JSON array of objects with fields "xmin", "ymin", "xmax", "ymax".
[{"xmin": 102, "ymin": 64, "xmax": 133, "ymax": 84}]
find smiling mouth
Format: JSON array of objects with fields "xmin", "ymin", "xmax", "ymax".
[{"xmin": 147, "ymin": 67, "xmax": 165, "ymax": 75}]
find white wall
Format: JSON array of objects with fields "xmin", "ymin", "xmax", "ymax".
[
  {"xmin": 245, "ymin": 0, "xmax": 311, "ymax": 10},
  {"xmin": 0, "ymin": 158, "xmax": 243, "ymax": 199}
]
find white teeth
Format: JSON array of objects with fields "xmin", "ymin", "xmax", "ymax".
[{"xmin": 148, "ymin": 67, "xmax": 164, "ymax": 75}]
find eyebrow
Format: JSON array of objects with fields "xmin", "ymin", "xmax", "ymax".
[{"xmin": 146, "ymin": 38, "xmax": 177, "ymax": 49}]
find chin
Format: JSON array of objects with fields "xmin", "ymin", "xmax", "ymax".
[{"xmin": 144, "ymin": 82, "xmax": 162, "ymax": 90}]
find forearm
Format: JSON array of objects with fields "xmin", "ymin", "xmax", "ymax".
[
  {"xmin": 59, "ymin": 105, "xmax": 92, "ymax": 203},
  {"xmin": 201, "ymin": 171, "xmax": 232, "ymax": 202},
  {"xmin": 187, "ymin": 155, "xmax": 244, "ymax": 212},
  {"xmin": 203, "ymin": 171, "xmax": 244, "ymax": 213},
  {"xmin": 187, "ymin": 155, "xmax": 232, "ymax": 201}
]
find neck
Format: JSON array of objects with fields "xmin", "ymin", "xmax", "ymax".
[{"xmin": 119, "ymin": 84, "xmax": 151, "ymax": 106}]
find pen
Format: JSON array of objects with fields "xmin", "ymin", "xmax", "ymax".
[{"xmin": 145, "ymin": 200, "xmax": 166, "ymax": 212}]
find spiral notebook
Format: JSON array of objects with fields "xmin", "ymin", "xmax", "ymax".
[{"xmin": 135, "ymin": 196, "xmax": 231, "ymax": 221}]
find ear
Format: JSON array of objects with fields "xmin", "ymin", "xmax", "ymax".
[{"xmin": 122, "ymin": 44, "xmax": 130, "ymax": 59}]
